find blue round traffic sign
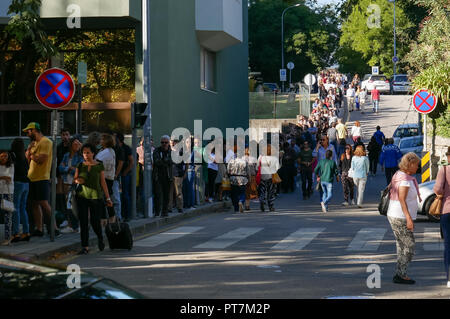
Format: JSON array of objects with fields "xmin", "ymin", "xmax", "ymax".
[
  {"xmin": 35, "ymin": 68, "xmax": 75, "ymax": 109},
  {"xmin": 413, "ymin": 89, "xmax": 437, "ymax": 114}
]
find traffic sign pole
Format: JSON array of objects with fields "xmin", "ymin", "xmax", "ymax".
[{"xmin": 50, "ymin": 110, "xmax": 58, "ymax": 242}]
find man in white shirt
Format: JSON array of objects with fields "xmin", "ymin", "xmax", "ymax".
[{"xmin": 346, "ymin": 84, "xmax": 356, "ymax": 112}]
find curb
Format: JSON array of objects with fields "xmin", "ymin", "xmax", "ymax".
[{"xmin": 1, "ymin": 201, "xmax": 231, "ymax": 263}]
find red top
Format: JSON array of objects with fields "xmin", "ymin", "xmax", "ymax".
[{"xmin": 371, "ymin": 89, "xmax": 380, "ymax": 100}]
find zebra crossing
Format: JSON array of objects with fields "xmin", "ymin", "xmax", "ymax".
[{"xmin": 135, "ymin": 226, "xmax": 444, "ymax": 252}]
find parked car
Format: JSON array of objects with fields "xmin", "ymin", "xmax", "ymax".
[
  {"xmin": 263, "ymin": 83, "xmax": 279, "ymax": 93},
  {"xmin": 0, "ymin": 256, "xmax": 147, "ymax": 299},
  {"xmin": 417, "ymin": 180, "xmax": 440, "ymax": 222},
  {"xmin": 361, "ymin": 74, "xmax": 390, "ymax": 93},
  {"xmin": 390, "ymin": 74, "xmax": 412, "ymax": 95},
  {"xmin": 393, "ymin": 123, "xmax": 421, "ymax": 146},
  {"xmin": 398, "ymin": 135, "xmax": 423, "ymax": 155}
]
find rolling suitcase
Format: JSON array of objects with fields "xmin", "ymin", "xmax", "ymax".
[{"xmin": 105, "ymin": 220, "xmax": 133, "ymax": 250}]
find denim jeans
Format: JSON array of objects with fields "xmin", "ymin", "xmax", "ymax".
[
  {"xmin": 183, "ymin": 168, "xmax": 196, "ymax": 208},
  {"xmin": 441, "ymin": 214, "xmax": 450, "ymax": 281},
  {"xmin": 13, "ymin": 182, "xmax": 30, "ymax": 235},
  {"xmin": 231, "ymin": 184, "xmax": 246, "ymax": 211},
  {"xmin": 320, "ymin": 181, "xmax": 333, "ymax": 209},
  {"xmin": 372, "ymin": 100, "xmax": 379, "ymax": 112},
  {"xmin": 121, "ymin": 174, "xmax": 131, "ymax": 220},
  {"xmin": 112, "ymin": 179, "xmax": 122, "ymax": 220}
]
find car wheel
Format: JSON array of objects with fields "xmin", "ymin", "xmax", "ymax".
[{"xmin": 424, "ymin": 194, "xmax": 440, "ymax": 222}]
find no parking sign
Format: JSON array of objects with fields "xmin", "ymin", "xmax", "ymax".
[
  {"xmin": 413, "ymin": 89, "xmax": 438, "ymax": 114},
  {"xmin": 35, "ymin": 68, "xmax": 75, "ymax": 109}
]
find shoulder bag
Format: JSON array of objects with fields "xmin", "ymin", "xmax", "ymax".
[
  {"xmin": 1, "ymin": 198, "xmax": 15, "ymax": 213},
  {"xmin": 429, "ymin": 166, "xmax": 446, "ymax": 217},
  {"xmin": 378, "ymin": 182, "xmax": 392, "ymax": 216}
]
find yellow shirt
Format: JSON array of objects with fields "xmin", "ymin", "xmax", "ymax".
[
  {"xmin": 336, "ymin": 123, "xmax": 348, "ymax": 140},
  {"xmin": 28, "ymin": 137, "xmax": 53, "ymax": 182}
]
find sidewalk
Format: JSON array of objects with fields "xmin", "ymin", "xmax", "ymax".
[{"xmin": 0, "ymin": 201, "xmax": 231, "ymax": 262}]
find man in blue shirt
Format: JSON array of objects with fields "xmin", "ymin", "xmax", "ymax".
[
  {"xmin": 373, "ymin": 126, "xmax": 385, "ymax": 146},
  {"xmin": 379, "ymin": 138, "xmax": 402, "ymax": 185}
]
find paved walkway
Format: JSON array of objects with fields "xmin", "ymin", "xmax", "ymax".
[{"xmin": 0, "ymin": 201, "xmax": 230, "ymax": 261}]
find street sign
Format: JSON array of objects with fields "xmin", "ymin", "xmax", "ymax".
[
  {"xmin": 287, "ymin": 62, "xmax": 295, "ymax": 70},
  {"xmin": 280, "ymin": 69, "xmax": 287, "ymax": 82},
  {"xmin": 372, "ymin": 66, "xmax": 379, "ymax": 75},
  {"xmin": 77, "ymin": 61, "xmax": 87, "ymax": 84},
  {"xmin": 303, "ymin": 73, "xmax": 316, "ymax": 86},
  {"xmin": 392, "ymin": 56, "xmax": 398, "ymax": 63},
  {"xmin": 35, "ymin": 68, "xmax": 75, "ymax": 109},
  {"xmin": 413, "ymin": 89, "xmax": 438, "ymax": 114}
]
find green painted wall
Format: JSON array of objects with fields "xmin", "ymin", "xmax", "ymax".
[{"xmin": 149, "ymin": 0, "xmax": 249, "ymax": 142}]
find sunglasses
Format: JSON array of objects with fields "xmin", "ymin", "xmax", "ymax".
[{"xmin": 161, "ymin": 141, "xmax": 169, "ymax": 144}]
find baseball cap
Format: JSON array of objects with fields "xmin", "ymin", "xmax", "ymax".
[{"xmin": 22, "ymin": 122, "xmax": 41, "ymax": 132}]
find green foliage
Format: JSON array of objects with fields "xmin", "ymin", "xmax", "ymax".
[
  {"xmin": 6, "ymin": 0, "xmax": 57, "ymax": 58},
  {"xmin": 339, "ymin": 0, "xmax": 413, "ymax": 77},
  {"xmin": 249, "ymin": 0, "xmax": 339, "ymax": 83}
]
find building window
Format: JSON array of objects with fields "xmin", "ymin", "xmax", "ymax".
[{"xmin": 200, "ymin": 48, "xmax": 216, "ymax": 92}]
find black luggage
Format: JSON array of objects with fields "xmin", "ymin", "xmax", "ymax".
[{"xmin": 105, "ymin": 220, "xmax": 133, "ymax": 250}]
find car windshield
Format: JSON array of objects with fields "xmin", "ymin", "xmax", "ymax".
[
  {"xmin": 394, "ymin": 75, "xmax": 408, "ymax": 82},
  {"xmin": 363, "ymin": 74, "xmax": 371, "ymax": 80},
  {"xmin": 394, "ymin": 127, "xmax": 419, "ymax": 138},
  {"xmin": 371, "ymin": 76, "xmax": 387, "ymax": 81}
]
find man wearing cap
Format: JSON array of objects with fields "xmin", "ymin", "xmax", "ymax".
[{"xmin": 23, "ymin": 122, "xmax": 60, "ymax": 237}]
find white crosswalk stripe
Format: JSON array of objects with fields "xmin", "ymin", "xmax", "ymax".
[
  {"xmin": 135, "ymin": 226, "xmax": 204, "ymax": 247},
  {"xmin": 271, "ymin": 228, "xmax": 325, "ymax": 250},
  {"xmin": 346, "ymin": 228, "xmax": 387, "ymax": 251},
  {"xmin": 194, "ymin": 227, "xmax": 264, "ymax": 249},
  {"xmin": 422, "ymin": 228, "xmax": 444, "ymax": 251}
]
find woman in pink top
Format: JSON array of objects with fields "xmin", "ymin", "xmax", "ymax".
[{"xmin": 433, "ymin": 147, "xmax": 450, "ymax": 288}]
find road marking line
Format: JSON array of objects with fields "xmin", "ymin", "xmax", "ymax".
[
  {"xmin": 134, "ymin": 226, "xmax": 204, "ymax": 247},
  {"xmin": 194, "ymin": 227, "xmax": 263, "ymax": 249},
  {"xmin": 271, "ymin": 228, "xmax": 325, "ymax": 250},
  {"xmin": 423, "ymin": 228, "xmax": 444, "ymax": 251},
  {"xmin": 346, "ymin": 228, "xmax": 387, "ymax": 251}
]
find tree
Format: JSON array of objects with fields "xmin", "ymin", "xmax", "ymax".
[
  {"xmin": 339, "ymin": 0, "xmax": 413, "ymax": 77},
  {"xmin": 406, "ymin": 0, "xmax": 450, "ymax": 138},
  {"xmin": 248, "ymin": 0, "xmax": 339, "ymax": 84}
]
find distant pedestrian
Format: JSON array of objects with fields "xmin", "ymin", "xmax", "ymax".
[
  {"xmin": 116, "ymin": 132, "xmax": 133, "ymax": 221},
  {"xmin": 350, "ymin": 145, "xmax": 369, "ymax": 208},
  {"xmin": 74, "ymin": 143, "xmax": 113, "ymax": 255},
  {"xmin": 350, "ymin": 121, "xmax": 364, "ymax": 144},
  {"xmin": 298, "ymin": 141, "xmax": 315, "ymax": 200},
  {"xmin": 387, "ymin": 153, "xmax": 422, "ymax": 285},
  {"xmin": 359, "ymin": 88, "xmax": 367, "ymax": 113},
  {"xmin": 227, "ymin": 146, "xmax": 251, "ymax": 213},
  {"xmin": 0, "ymin": 150, "xmax": 14, "ymax": 245},
  {"xmin": 367, "ymin": 136, "xmax": 382, "ymax": 176},
  {"xmin": 433, "ymin": 147, "xmax": 450, "ymax": 288},
  {"xmin": 327, "ymin": 122, "xmax": 338, "ymax": 152},
  {"xmin": 257, "ymin": 144, "xmax": 280, "ymax": 212},
  {"xmin": 10, "ymin": 139, "xmax": 30, "ymax": 243},
  {"xmin": 373, "ymin": 126, "xmax": 385, "ymax": 146},
  {"xmin": 152, "ymin": 135, "xmax": 173, "ymax": 217},
  {"xmin": 339, "ymin": 144, "xmax": 355, "ymax": 206},
  {"xmin": 379, "ymin": 138, "xmax": 403, "ymax": 185},
  {"xmin": 336, "ymin": 119, "xmax": 348, "ymax": 159},
  {"xmin": 371, "ymin": 87, "xmax": 380, "ymax": 113},
  {"xmin": 346, "ymin": 84, "xmax": 356, "ymax": 112},
  {"xmin": 23, "ymin": 122, "xmax": 60, "ymax": 237},
  {"xmin": 315, "ymin": 150, "xmax": 339, "ymax": 213}
]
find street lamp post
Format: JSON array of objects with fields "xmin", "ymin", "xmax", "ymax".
[
  {"xmin": 389, "ymin": 0, "xmax": 397, "ymax": 77},
  {"xmin": 281, "ymin": 4, "xmax": 300, "ymax": 93}
]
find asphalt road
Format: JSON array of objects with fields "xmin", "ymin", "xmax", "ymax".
[{"xmin": 63, "ymin": 95, "xmax": 450, "ymax": 299}]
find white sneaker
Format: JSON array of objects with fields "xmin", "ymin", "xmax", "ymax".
[
  {"xmin": 351, "ymin": 199, "xmax": 356, "ymax": 205},
  {"xmin": 61, "ymin": 227, "xmax": 75, "ymax": 234},
  {"xmin": 321, "ymin": 202, "xmax": 327, "ymax": 213},
  {"xmin": 59, "ymin": 220, "xmax": 69, "ymax": 228},
  {"xmin": 342, "ymin": 201, "xmax": 349, "ymax": 206}
]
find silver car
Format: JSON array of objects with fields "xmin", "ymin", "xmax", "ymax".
[
  {"xmin": 398, "ymin": 136, "xmax": 423, "ymax": 155},
  {"xmin": 417, "ymin": 180, "xmax": 439, "ymax": 222},
  {"xmin": 390, "ymin": 74, "xmax": 412, "ymax": 94}
]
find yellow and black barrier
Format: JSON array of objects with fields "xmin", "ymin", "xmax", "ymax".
[{"xmin": 421, "ymin": 151, "xmax": 431, "ymax": 183}]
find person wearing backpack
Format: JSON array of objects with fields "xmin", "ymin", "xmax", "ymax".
[{"xmin": 433, "ymin": 147, "xmax": 450, "ymax": 288}]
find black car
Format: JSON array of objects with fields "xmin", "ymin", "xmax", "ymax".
[{"xmin": 0, "ymin": 256, "xmax": 146, "ymax": 299}]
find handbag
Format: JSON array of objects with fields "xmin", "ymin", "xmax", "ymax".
[
  {"xmin": 348, "ymin": 167, "xmax": 354, "ymax": 178},
  {"xmin": 221, "ymin": 178, "xmax": 231, "ymax": 191},
  {"xmin": 272, "ymin": 173, "xmax": 282, "ymax": 184},
  {"xmin": 378, "ymin": 183, "xmax": 392, "ymax": 216},
  {"xmin": 256, "ymin": 161, "xmax": 262, "ymax": 185},
  {"xmin": 429, "ymin": 166, "xmax": 446, "ymax": 216},
  {"xmin": 0, "ymin": 198, "xmax": 15, "ymax": 213}
]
